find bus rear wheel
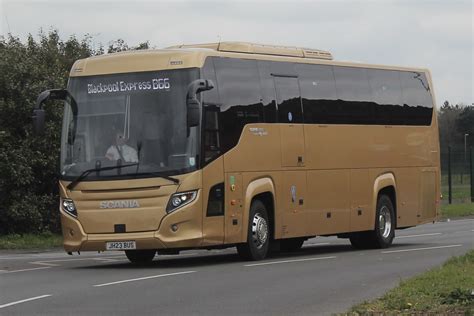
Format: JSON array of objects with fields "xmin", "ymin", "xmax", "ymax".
[
  {"xmin": 349, "ymin": 194, "xmax": 395, "ymax": 249},
  {"xmin": 125, "ymin": 249, "xmax": 156, "ymax": 263},
  {"xmin": 237, "ymin": 200, "xmax": 270, "ymax": 261}
]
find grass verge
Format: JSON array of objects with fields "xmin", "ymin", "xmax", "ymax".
[
  {"xmin": 442, "ymin": 185, "xmax": 471, "ymax": 203},
  {"xmin": 350, "ymin": 250, "xmax": 474, "ymax": 315},
  {"xmin": 441, "ymin": 203, "xmax": 474, "ymax": 218},
  {"xmin": 0, "ymin": 233, "xmax": 63, "ymax": 250}
]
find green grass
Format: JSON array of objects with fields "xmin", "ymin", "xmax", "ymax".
[
  {"xmin": 442, "ymin": 185, "xmax": 472, "ymax": 202},
  {"xmin": 0, "ymin": 233, "xmax": 63, "ymax": 250},
  {"xmin": 441, "ymin": 203, "xmax": 474, "ymax": 218},
  {"xmin": 350, "ymin": 250, "xmax": 474, "ymax": 315}
]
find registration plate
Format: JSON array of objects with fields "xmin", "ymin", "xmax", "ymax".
[{"xmin": 106, "ymin": 241, "xmax": 136, "ymax": 250}]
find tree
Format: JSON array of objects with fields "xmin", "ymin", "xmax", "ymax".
[
  {"xmin": 0, "ymin": 30, "xmax": 97, "ymax": 234},
  {"xmin": 0, "ymin": 30, "xmax": 150, "ymax": 235},
  {"xmin": 107, "ymin": 39, "xmax": 150, "ymax": 53},
  {"xmin": 456, "ymin": 105, "xmax": 474, "ymax": 149},
  {"xmin": 438, "ymin": 101, "xmax": 465, "ymax": 151}
]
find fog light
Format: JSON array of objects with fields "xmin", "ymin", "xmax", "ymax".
[{"xmin": 171, "ymin": 224, "xmax": 178, "ymax": 232}]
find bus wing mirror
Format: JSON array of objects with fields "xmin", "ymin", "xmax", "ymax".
[
  {"xmin": 187, "ymin": 98, "xmax": 200, "ymax": 128},
  {"xmin": 186, "ymin": 79, "xmax": 214, "ymax": 128},
  {"xmin": 32, "ymin": 89, "xmax": 71, "ymax": 135}
]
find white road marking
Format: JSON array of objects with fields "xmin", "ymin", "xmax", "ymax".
[
  {"xmin": 397, "ymin": 233, "xmax": 442, "ymax": 239},
  {"xmin": 0, "ymin": 253, "xmax": 125, "ymax": 260},
  {"xmin": 0, "ymin": 295, "xmax": 52, "ymax": 309},
  {"xmin": 444, "ymin": 218, "xmax": 474, "ymax": 223},
  {"xmin": 31, "ymin": 256, "xmax": 126, "ymax": 267},
  {"xmin": 0, "ymin": 256, "xmax": 129, "ymax": 274},
  {"xmin": 92, "ymin": 258, "xmax": 124, "ymax": 262},
  {"xmin": 304, "ymin": 242, "xmax": 331, "ymax": 246},
  {"xmin": 0, "ymin": 256, "xmax": 53, "ymax": 260},
  {"xmin": 245, "ymin": 256, "xmax": 336, "ymax": 267},
  {"xmin": 382, "ymin": 244, "xmax": 463, "ymax": 254},
  {"xmin": 30, "ymin": 261, "xmax": 60, "ymax": 267},
  {"xmin": 93, "ymin": 271, "xmax": 196, "ymax": 287},
  {"xmin": 0, "ymin": 267, "xmax": 51, "ymax": 274}
]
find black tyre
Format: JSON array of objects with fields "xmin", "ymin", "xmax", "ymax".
[
  {"xmin": 280, "ymin": 238, "xmax": 305, "ymax": 252},
  {"xmin": 349, "ymin": 232, "xmax": 370, "ymax": 249},
  {"xmin": 237, "ymin": 200, "xmax": 270, "ymax": 261},
  {"xmin": 349, "ymin": 194, "xmax": 395, "ymax": 249},
  {"xmin": 125, "ymin": 249, "xmax": 156, "ymax": 263}
]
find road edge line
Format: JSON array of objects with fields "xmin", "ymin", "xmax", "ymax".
[
  {"xmin": 0, "ymin": 295, "xmax": 52, "ymax": 309},
  {"xmin": 93, "ymin": 270, "xmax": 197, "ymax": 287},
  {"xmin": 382, "ymin": 244, "xmax": 462, "ymax": 254},
  {"xmin": 245, "ymin": 256, "xmax": 336, "ymax": 267}
]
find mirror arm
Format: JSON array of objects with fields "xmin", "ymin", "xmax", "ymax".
[
  {"xmin": 35, "ymin": 89, "xmax": 69, "ymax": 110},
  {"xmin": 186, "ymin": 79, "xmax": 215, "ymax": 101}
]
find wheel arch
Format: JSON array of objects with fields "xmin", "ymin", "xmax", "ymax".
[
  {"xmin": 241, "ymin": 177, "xmax": 275, "ymax": 242},
  {"xmin": 371, "ymin": 173, "xmax": 397, "ymax": 230}
]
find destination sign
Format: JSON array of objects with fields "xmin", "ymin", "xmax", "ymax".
[{"xmin": 87, "ymin": 78, "xmax": 170, "ymax": 94}]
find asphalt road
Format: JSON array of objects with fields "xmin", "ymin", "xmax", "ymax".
[{"xmin": 1, "ymin": 218, "xmax": 473, "ymax": 315}]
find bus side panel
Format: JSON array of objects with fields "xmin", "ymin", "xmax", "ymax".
[
  {"xmin": 392, "ymin": 168, "xmax": 419, "ymax": 227},
  {"xmin": 201, "ymin": 157, "xmax": 225, "ymax": 246},
  {"xmin": 349, "ymin": 169, "xmax": 371, "ymax": 232},
  {"xmin": 280, "ymin": 170, "xmax": 308, "ymax": 238},
  {"xmin": 304, "ymin": 125, "xmax": 432, "ymax": 170},
  {"xmin": 419, "ymin": 168, "xmax": 437, "ymax": 223},
  {"xmin": 223, "ymin": 124, "xmax": 282, "ymax": 173},
  {"xmin": 306, "ymin": 170, "xmax": 351, "ymax": 236},
  {"xmin": 224, "ymin": 172, "xmax": 243, "ymax": 244}
]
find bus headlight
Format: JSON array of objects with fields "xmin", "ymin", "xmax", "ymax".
[
  {"xmin": 61, "ymin": 199, "xmax": 77, "ymax": 217},
  {"xmin": 166, "ymin": 190, "xmax": 198, "ymax": 213}
]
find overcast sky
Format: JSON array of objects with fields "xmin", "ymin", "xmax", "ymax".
[{"xmin": 1, "ymin": 0, "xmax": 473, "ymax": 106}]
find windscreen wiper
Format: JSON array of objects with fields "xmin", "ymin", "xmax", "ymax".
[
  {"xmin": 66, "ymin": 163, "xmax": 139, "ymax": 191},
  {"xmin": 133, "ymin": 172, "xmax": 180, "ymax": 185}
]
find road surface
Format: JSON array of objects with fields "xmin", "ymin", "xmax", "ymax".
[{"xmin": 0, "ymin": 218, "xmax": 472, "ymax": 315}]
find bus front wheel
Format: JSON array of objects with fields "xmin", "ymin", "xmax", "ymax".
[
  {"xmin": 237, "ymin": 200, "xmax": 270, "ymax": 261},
  {"xmin": 125, "ymin": 249, "xmax": 156, "ymax": 263}
]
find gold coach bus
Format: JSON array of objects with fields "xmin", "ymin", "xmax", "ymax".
[{"xmin": 33, "ymin": 42, "xmax": 440, "ymax": 263}]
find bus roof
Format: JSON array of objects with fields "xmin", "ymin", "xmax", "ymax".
[{"xmin": 70, "ymin": 41, "xmax": 430, "ymax": 77}]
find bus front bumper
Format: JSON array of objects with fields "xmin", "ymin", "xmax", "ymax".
[{"xmin": 60, "ymin": 209, "xmax": 203, "ymax": 253}]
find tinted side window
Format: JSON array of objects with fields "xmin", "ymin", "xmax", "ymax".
[
  {"xmin": 201, "ymin": 58, "xmax": 220, "ymax": 104},
  {"xmin": 257, "ymin": 61, "xmax": 277, "ymax": 123},
  {"xmin": 274, "ymin": 76, "xmax": 303, "ymax": 123},
  {"xmin": 368, "ymin": 69, "xmax": 403, "ymax": 125},
  {"xmin": 214, "ymin": 58, "xmax": 264, "ymax": 153},
  {"xmin": 296, "ymin": 63, "xmax": 337, "ymax": 124},
  {"xmin": 400, "ymin": 71, "xmax": 433, "ymax": 125},
  {"xmin": 201, "ymin": 58, "xmax": 221, "ymax": 163},
  {"xmin": 333, "ymin": 66, "xmax": 374, "ymax": 124}
]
